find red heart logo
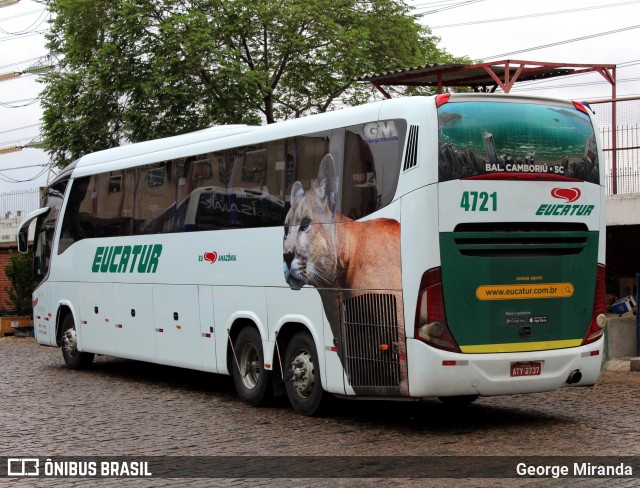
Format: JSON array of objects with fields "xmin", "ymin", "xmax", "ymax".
[
  {"xmin": 204, "ymin": 251, "xmax": 218, "ymax": 264},
  {"xmin": 551, "ymin": 188, "xmax": 581, "ymax": 203}
]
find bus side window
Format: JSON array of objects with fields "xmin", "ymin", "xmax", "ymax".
[
  {"xmin": 221, "ymin": 143, "xmax": 285, "ymax": 228},
  {"xmin": 95, "ymin": 170, "xmax": 133, "ymax": 238},
  {"xmin": 30, "ymin": 178, "xmax": 65, "ymax": 280},
  {"xmin": 343, "ymin": 128, "xmax": 377, "ymax": 220},
  {"xmin": 58, "ymin": 176, "xmax": 94, "ymax": 254},
  {"xmin": 136, "ymin": 161, "xmax": 175, "ymax": 234},
  {"xmin": 283, "ymin": 134, "xmax": 331, "ymax": 201},
  {"xmin": 341, "ymin": 120, "xmax": 406, "ymax": 220}
]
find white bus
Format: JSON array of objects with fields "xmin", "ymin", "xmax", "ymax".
[{"xmin": 19, "ymin": 94, "xmax": 606, "ymax": 415}]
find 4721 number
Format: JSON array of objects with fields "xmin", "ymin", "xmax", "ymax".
[{"xmin": 460, "ymin": 191, "xmax": 497, "ymax": 212}]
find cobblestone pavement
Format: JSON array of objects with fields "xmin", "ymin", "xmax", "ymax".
[{"xmin": 1, "ymin": 336, "xmax": 639, "ymax": 487}]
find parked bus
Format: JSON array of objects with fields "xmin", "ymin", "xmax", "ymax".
[{"xmin": 19, "ymin": 94, "xmax": 606, "ymax": 415}]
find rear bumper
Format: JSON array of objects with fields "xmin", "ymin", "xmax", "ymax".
[{"xmin": 406, "ymin": 337, "xmax": 603, "ymax": 397}]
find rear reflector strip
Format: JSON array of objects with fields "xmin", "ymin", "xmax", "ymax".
[
  {"xmin": 582, "ymin": 350, "xmax": 600, "ymax": 357},
  {"xmin": 442, "ymin": 360, "xmax": 469, "ymax": 366}
]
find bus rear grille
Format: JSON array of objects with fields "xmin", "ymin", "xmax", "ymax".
[
  {"xmin": 453, "ymin": 222, "xmax": 590, "ymax": 257},
  {"xmin": 342, "ymin": 293, "xmax": 401, "ymax": 392}
]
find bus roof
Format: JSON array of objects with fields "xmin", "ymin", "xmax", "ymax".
[
  {"xmin": 70, "ymin": 94, "xmax": 580, "ymax": 178},
  {"xmin": 71, "ymin": 99, "xmax": 389, "ymax": 177},
  {"xmin": 74, "ymin": 124, "xmax": 256, "ymax": 170}
]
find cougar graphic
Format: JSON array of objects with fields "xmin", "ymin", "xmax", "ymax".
[{"xmin": 283, "ymin": 154, "xmax": 406, "ymax": 395}]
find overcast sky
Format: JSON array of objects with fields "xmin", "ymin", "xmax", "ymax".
[{"xmin": 0, "ymin": 0, "xmax": 639, "ymax": 198}]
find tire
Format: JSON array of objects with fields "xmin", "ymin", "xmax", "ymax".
[
  {"xmin": 284, "ymin": 331, "xmax": 325, "ymax": 416},
  {"xmin": 61, "ymin": 314, "xmax": 94, "ymax": 370},
  {"xmin": 231, "ymin": 327, "xmax": 272, "ymax": 406},
  {"xmin": 438, "ymin": 395, "xmax": 478, "ymax": 406}
]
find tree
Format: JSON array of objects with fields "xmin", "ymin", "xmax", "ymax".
[
  {"xmin": 41, "ymin": 0, "xmax": 469, "ymax": 167},
  {"xmin": 4, "ymin": 251, "xmax": 33, "ymax": 316}
]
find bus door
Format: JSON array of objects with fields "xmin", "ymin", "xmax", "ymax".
[{"xmin": 18, "ymin": 208, "xmax": 53, "ymax": 344}]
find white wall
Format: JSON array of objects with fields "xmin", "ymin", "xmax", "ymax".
[{"xmin": 606, "ymin": 194, "xmax": 640, "ymax": 226}]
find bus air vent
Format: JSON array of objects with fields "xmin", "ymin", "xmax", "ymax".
[
  {"xmin": 342, "ymin": 293, "xmax": 403, "ymax": 394},
  {"xmin": 452, "ymin": 222, "xmax": 590, "ymax": 258},
  {"xmin": 403, "ymin": 125, "xmax": 419, "ymax": 171}
]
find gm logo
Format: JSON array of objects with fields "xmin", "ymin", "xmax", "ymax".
[
  {"xmin": 362, "ymin": 121, "xmax": 398, "ymax": 142},
  {"xmin": 7, "ymin": 458, "xmax": 39, "ymax": 476}
]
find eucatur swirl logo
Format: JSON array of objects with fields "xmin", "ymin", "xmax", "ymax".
[
  {"xmin": 536, "ymin": 187, "xmax": 593, "ymax": 217},
  {"xmin": 551, "ymin": 187, "xmax": 581, "ymax": 203}
]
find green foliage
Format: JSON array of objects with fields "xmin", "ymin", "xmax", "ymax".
[
  {"xmin": 4, "ymin": 251, "xmax": 33, "ymax": 316},
  {"xmin": 41, "ymin": 0, "xmax": 470, "ymax": 167}
]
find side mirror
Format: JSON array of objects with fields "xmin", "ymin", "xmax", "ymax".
[{"xmin": 17, "ymin": 207, "xmax": 50, "ymax": 253}]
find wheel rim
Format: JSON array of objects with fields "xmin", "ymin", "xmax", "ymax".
[
  {"xmin": 291, "ymin": 350, "xmax": 315, "ymax": 399},
  {"xmin": 239, "ymin": 343, "xmax": 261, "ymax": 390},
  {"xmin": 63, "ymin": 327, "xmax": 78, "ymax": 358}
]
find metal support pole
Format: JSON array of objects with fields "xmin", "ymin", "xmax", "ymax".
[
  {"xmin": 636, "ymin": 273, "xmax": 640, "ymax": 356},
  {"xmin": 611, "ymin": 66, "xmax": 617, "ymax": 194}
]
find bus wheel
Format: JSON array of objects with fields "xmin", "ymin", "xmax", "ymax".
[
  {"xmin": 438, "ymin": 395, "xmax": 478, "ymax": 406},
  {"xmin": 61, "ymin": 314, "xmax": 94, "ymax": 370},
  {"xmin": 232, "ymin": 327, "xmax": 271, "ymax": 406},
  {"xmin": 284, "ymin": 331, "xmax": 325, "ymax": 416}
]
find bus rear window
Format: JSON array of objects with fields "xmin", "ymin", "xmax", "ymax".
[{"xmin": 438, "ymin": 101, "xmax": 599, "ymax": 183}]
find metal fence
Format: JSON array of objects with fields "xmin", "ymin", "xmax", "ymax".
[
  {"xmin": 0, "ymin": 188, "xmax": 40, "ymax": 219},
  {"xmin": 591, "ymin": 96, "xmax": 640, "ymax": 195}
]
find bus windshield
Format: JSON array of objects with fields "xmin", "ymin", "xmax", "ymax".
[{"xmin": 437, "ymin": 101, "xmax": 599, "ymax": 183}]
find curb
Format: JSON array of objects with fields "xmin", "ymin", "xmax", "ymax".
[{"xmin": 603, "ymin": 357, "xmax": 640, "ymax": 372}]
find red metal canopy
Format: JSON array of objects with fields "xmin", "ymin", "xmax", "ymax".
[{"xmin": 359, "ymin": 59, "xmax": 616, "ymax": 99}]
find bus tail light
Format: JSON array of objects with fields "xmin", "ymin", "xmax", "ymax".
[
  {"xmin": 582, "ymin": 264, "xmax": 606, "ymax": 345},
  {"xmin": 435, "ymin": 93, "xmax": 451, "ymax": 107},
  {"xmin": 415, "ymin": 268, "xmax": 461, "ymax": 353},
  {"xmin": 573, "ymin": 101, "xmax": 590, "ymax": 115}
]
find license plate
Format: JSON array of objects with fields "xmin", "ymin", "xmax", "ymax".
[{"xmin": 510, "ymin": 361, "xmax": 542, "ymax": 377}]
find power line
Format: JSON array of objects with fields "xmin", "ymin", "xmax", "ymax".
[
  {"xmin": 0, "ymin": 134, "xmax": 42, "ymax": 146},
  {"xmin": 0, "ymin": 163, "xmax": 49, "ymax": 172},
  {"xmin": 428, "ymin": 0, "xmax": 640, "ymax": 29},
  {"xmin": 412, "ymin": 0, "xmax": 475, "ymax": 6},
  {"xmin": 511, "ymin": 76, "xmax": 640, "ymax": 92},
  {"xmin": 584, "ymin": 93, "xmax": 640, "ymax": 100},
  {"xmin": 509, "ymin": 59, "xmax": 640, "ymax": 89},
  {"xmin": 0, "ymin": 29, "xmax": 47, "ymax": 43},
  {"xmin": 482, "ymin": 24, "xmax": 640, "ymax": 60},
  {"xmin": 0, "ymin": 8, "xmax": 47, "ymax": 35},
  {"xmin": 0, "ymin": 164, "xmax": 51, "ymax": 184},
  {"xmin": 0, "ymin": 97, "xmax": 41, "ymax": 108},
  {"xmin": 0, "ymin": 56, "xmax": 42, "ymax": 70},
  {"xmin": 0, "ymin": 8, "xmax": 43, "ymax": 23},
  {"xmin": 413, "ymin": 0, "xmax": 485, "ymax": 16},
  {"xmin": 0, "ymin": 124, "xmax": 40, "ymax": 136}
]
